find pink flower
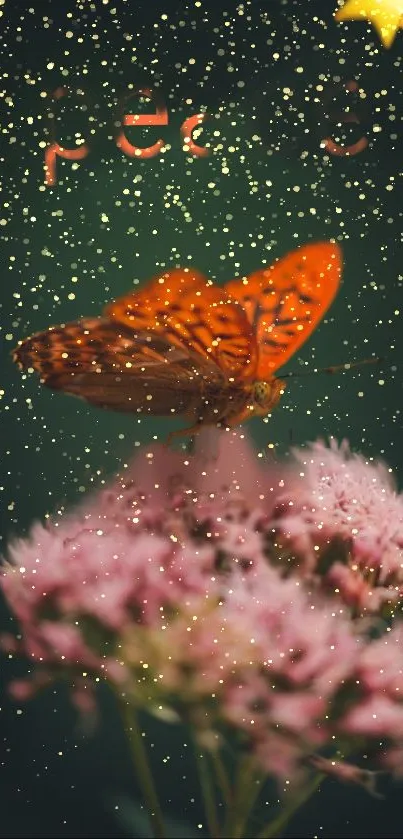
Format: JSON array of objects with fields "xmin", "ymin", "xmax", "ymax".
[
  {"xmin": 337, "ymin": 624, "xmax": 403, "ymax": 757},
  {"xmin": 309, "ymin": 756, "xmax": 383, "ymax": 798},
  {"xmin": 341, "ymin": 694, "xmax": 403, "ymax": 738},
  {"xmin": 1, "ymin": 431, "xmax": 276, "ymax": 683},
  {"xmin": 271, "ymin": 438, "xmax": 403, "ymax": 612},
  {"xmin": 3, "ymin": 430, "xmax": 403, "ymax": 786}
]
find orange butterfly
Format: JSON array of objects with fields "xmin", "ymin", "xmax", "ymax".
[{"xmin": 13, "ymin": 241, "xmax": 342, "ymax": 440}]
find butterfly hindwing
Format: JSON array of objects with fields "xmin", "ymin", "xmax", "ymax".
[
  {"xmin": 225, "ymin": 242, "xmax": 342, "ymax": 378},
  {"xmin": 13, "ymin": 317, "xmax": 226, "ymax": 416}
]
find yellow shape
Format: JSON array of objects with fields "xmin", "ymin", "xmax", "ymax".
[{"xmin": 335, "ymin": 0, "xmax": 403, "ymax": 47}]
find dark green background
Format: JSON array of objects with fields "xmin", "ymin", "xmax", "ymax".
[{"xmin": 1, "ymin": 0, "xmax": 402, "ymax": 836}]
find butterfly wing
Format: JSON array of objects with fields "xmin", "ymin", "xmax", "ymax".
[
  {"xmin": 13, "ymin": 318, "xmax": 227, "ymax": 416},
  {"xmin": 106, "ymin": 267, "xmax": 258, "ymax": 382},
  {"xmin": 225, "ymin": 242, "xmax": 342, "ymax": 378}
]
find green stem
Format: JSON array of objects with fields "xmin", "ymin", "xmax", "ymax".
[
  {"xmin": 118, "ymin": 696, "xmax": 166, "ymax": 839},
  {"xmin": 223, "ymin": 755, "xmax": 261, "ymax": 839},
  {"xmin": 233, "ymin": 772, "xmax": 263, "ymax": 839},
  {"xmin": 210, "ymin": 749, "xmax": 232, "ymax": 808},
  {"xmin": 257, "ymin": 772, "xmax": 324, "ymax": 839},
  {"xmin": 194, "ymin": 748, "xmax": 221, "ymax": 838}
]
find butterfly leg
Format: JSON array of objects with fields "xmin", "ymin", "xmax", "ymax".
[
  {"xmin": 165, "ymin": 417, "xmax": 230, "ymax": 447},
  {"xmin": 165, "ymin": 422, "xmax": 203, "ymax": 447},
  {"xmin": 221, "ymin": 406, "xmax": 254, "ymax": 428}
]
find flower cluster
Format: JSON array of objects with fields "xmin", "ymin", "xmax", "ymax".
[
  {"xmin": 2, "ymin": 430, "xmax": 403, "ymax": 787},
  {"xmin": 271, "ymin": 438, "xmax": 403, "ymax": 613}
]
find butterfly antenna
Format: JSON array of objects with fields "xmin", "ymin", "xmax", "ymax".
[{"xmin": 279, "ymin": 356, "xmax": 384, "ymax": 379}]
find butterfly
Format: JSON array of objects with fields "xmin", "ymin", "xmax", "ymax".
[{"xmin": 13, "ymin": 241, "xmax": 342, "ymax": 441}]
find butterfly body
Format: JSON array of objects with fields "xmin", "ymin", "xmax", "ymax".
[{"xmin": 13, "ymin": 242, "xmax": 342, "ymax": 438}]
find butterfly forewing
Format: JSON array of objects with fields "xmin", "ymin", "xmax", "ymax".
[
  {"xmin": 106, "ymin": 268, "xmax": 258, "ymax": 382},
  {"xmin": 225, "ymin": 242, "xmax": 342, "ymax": 378}
]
